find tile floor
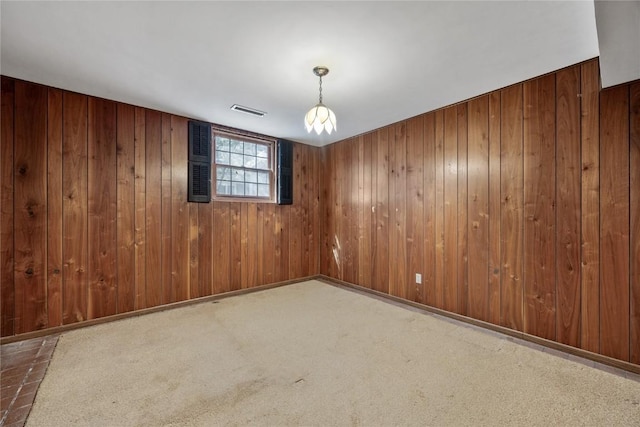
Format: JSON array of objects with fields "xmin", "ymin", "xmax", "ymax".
[{"xmin": 1, "ymin": 336, "xmax": 59, "ymax": 427}]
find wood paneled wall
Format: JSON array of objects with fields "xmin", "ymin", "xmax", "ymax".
[
  {"xmin": 320, "ymin": 59, "xmax": 640, "ymax": 364},
  {"xmin": 1, "ymin": 76, "xmax": 320, "ymax": 337}
]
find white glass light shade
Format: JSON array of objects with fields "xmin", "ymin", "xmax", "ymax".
[{"xmin": 304, "ymin": 103, "xmax": 337, "ymax": 135}]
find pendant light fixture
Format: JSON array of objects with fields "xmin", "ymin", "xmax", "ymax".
[{"xmin": 305, "ymin": 66, "xmax": 336, "ymax": 135}]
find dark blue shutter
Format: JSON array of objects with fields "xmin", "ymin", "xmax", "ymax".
[
  {"xmin": 188, "ymin": 121, "xmax": 211, "ymax": 203},
  {"xmin": 276, "ymin": 139, "xmax": 293, "ymax": 205}
]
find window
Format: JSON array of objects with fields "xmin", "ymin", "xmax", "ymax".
[{"xmin": 213, "ymin": 132, "xmax": 274, "ymax": 200}]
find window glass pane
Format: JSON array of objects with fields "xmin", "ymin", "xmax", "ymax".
[
  {"xmin": 258, "ymin": 184, "xmax": 270, "ymax": 198},
  {"xmin": 257, "ymin": 171, "xmax": 269, "ymax": 184},
  {"xmin": 230, "ymin": 153, "xmax": 243, "ymax": 167},
  {"xmin": 230, "ymin": 140, "xmax": 244, "ymax": 153},
  {"xmin": 216, "ymin": 167, "xmax": 231, "ymax": 180},
  {"xmin": 256, "ymin": 157, "xmax": 269, "ymax": 170},
  {"xmin": 246, "ymin": 183, "xmax": 257, "ymax": 197},
  {"xmin": 243, "ymin": 142, "xmax": 256, "ymax": 156},
  {"xmin": 217, "ymin": 180, "xmax": 231, "ymax": 195},
  {"xmin": 244, "ymin": 155, "xmax": 257, "ymax": 168},
  {"xmin": 232, "ymin": 182, "xmax": 245, "ymax": 196},
  {"xmin": 245, "ymin": 170, "xmax": 257, "ymax": 183},
  {"xmin": 215, "ymin": 137, "xmax": 230, "ymax": 152},
  {"xmin": 256, "ymin": 144, "xmax": 269, "ymax": 158},
  {"xmin": 216, "ymin": 150, "xmax": 230, "ymax": 165},
  {"xmin": 231, "ymin": 168, "xmax": 245, "ymax": 182}
]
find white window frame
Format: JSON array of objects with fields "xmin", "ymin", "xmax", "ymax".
[{"xmin": 212, "ymin": 130, "xmax": 276, "ymax": 202}]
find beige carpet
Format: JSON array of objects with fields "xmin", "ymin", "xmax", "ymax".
[{"xmin": 27, "ymin": 280, "xmax": 640, "ymax": 426}]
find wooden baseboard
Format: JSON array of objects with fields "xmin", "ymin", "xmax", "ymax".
[
  {"xmin": 0, "ymin": 276, "xmax": 317, "ymax": 345},
  {"xmin": 317, "ymin": 275, "xmax": 640, "ymax": 377}
]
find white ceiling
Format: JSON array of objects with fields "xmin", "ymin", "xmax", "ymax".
[{"xmin": 1, "ymin": 1, "xmax": 600, "ymax": 147}]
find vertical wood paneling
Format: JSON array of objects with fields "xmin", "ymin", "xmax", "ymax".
[
  {"xmin": 171, "ymin": 115, "xmax": 189, "ymax": 302},
  {"xmin": 523, "ymin": 75, "xmax": 556, "ymax": 340},
  {"xmin": 630, "ymin": 82, "xmax": 640, "ymax": 364},
  {"xmin": 350, "ymin": 138, "xmax": 360, "ymax": 285},
  {"xmin": 406, "ymin": 117, "xmax": 424, "ymax": 302},
  {"xmin": 580, "ymin": 60, "xmax": 600, "ymax": 353},
  {"xmin": 434, "ymin": 111, "xmax": 445, "ymax": 309},
  {"xmin": 555, "ymin": 66, "xmax": 581, "ymax": 346},
  {"xmin": 500, "ymin": 84, "xmax": 524, "ymax": 331},
  {"xmin": 289, "ymin": 146, "xmax": 303, "ymax": 279},
  {"xmin": 443, "ymin": 107, "xmax": 458, "ymax": 312},
  {"xmin": 116, "ymin": 103, "xmax": 136, "ymax": 314},
  {"xmin": 456, "ymin": 104, "xmax": 469, "ymax": 316},
  {"xmin": 46, "ymin": 88, "xmax": 63, "ymax": 328},
  {"xmin": 133, "ymin": 107, "xmax": 146, "ymax": 310},
  {"xmin": 213, "ymin": 202, "xmax": 231, "ymax": 294},
  {"xmin": 198, "ymin": 202, "xmax": 213, "ymax": 296},
  {"xmin": 359, "ymin": 135, "xmax": 373, "ymax": 288},
  {"xmin": 390, "ymin": 124, "xmax": 407, "ymax": 298},
  {"xmin": 243, "ymin": 203, "xmax": 258, "ymax": 288},
  {"xmin": 423, "ymin": 113, "xmax": 436, "ymax": 306},
  {"xmin": 599, "ymin": 85, "xmax": 630, "ymax": 361},
  {"xmin": 1, "ymin": 77, "xmax": 15, "ymax": 336},
  {"xmin": 144, "ymin": 110, "xmax": 162, "ymax": 308},
  {"xmin": 189, "ymin": 202, "xmax": 199, "ymax": 297},
  {"xmin": 14, "ymin": 82, "xmax": 48, "ymax": 333},
  {"xmin": 488, "ymin": 92, "xmax": 501, "ymax": 325},
  {"xmin": 374, "ymin": 129, "xmax": 389, "ymax": 294},
  {"xmin": 230, "ymin": 204, "xmax": 242, "ymax": 289},
  {"xmin": 62, "ymin": 91, "xmax": 88, "ymax": 324},
  {"xmin": 160, "ymin": 114, "xmax": 173, "ymax": 304},
  {"xmin": 87, "ymin": 98, "xmax": 117, "ymax": 320},
  {"xmin": 262, "ymin": 203, "xmax": 275, "ymax": 285},
  {"xmin": 468, "ymin": 96, "xmax": 490, "ymax": 322}
]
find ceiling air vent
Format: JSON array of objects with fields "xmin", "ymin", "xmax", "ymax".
[{"xmin": 230, "ymin": 104, "xmax": 266, "ymax": 117}]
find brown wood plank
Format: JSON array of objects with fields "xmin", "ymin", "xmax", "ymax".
[
  {"xmin": 14, "ymin": 81, "xmax": 48, "ymax": 333},
  {"xmin": 144, "ymin": 110, "xmax": 162, "ymax": 308},
  {"xmin": 189, "ymin": 202, "xmax": 200, "ymax": 297},
  {"xmin": 468, "ymin": 96, "xmax": 490, "ymax": 322},
  {"xmin": 256, "ymin": 203, "xmax": 265, "ymax": 286},
  {"xmin": 62, "ymin": 91, "xmax": 88, "ymax": 324},
  {"xmin": 523, "ymin": 75, "xmax": 557, "ymax": 340},
  {"xmin": 599, "ymin": 85, "xmax": 630, "ymax": 361},
  {"xmin": 46, "ymin": 88, "xmax": 63, "ymax": 328},
  {"xmin": 488, "ymin": 92, "xmax": 501, "ymax": 325},
  {"xmin": 212, "ymin": 202, "xmax": 231, "ymax": 293},
  {"xmin": 363, "ymin": 134, "xmax": 374, "ymax": 288},
  {"xmin": 579, "ymin": 59, "xmax": 600, "ymax": 353},
  {"xmin": 244, "ymin": 202, "xmax": 257, "ymax": 288},
  {"xmin": 350, "ymin": 138, "xmax": 360, "ymax": 285},
  {"xmin": 289, "ymin": 145, "xmax": 303, "ymax": 279},
  {"xmin": 456, "ymin": 104, "xmax": 469, "ymax": 316},
  {"xmin": 423, "ymin": 113, "xmax": 436, "ymax": 306},
  {"xmin": 87, "ymin": 97, "xmax": 117, "ymax": 320},
  {"xmin": 500, "ymin": 84, "xmax": 524, "ymax": 331},
  {"xmin": 555, "ymin": 65, "xmax": 581, "ymax": 347},
  {"xmin": 198, "ymin": 202, "xmax": 213, "ymax": 297},
  {"xmin": 116, "ymin": 103, "xmax": 136, "ymax": 314},
  {"xmin": 443, "ymin": 107, "xmax": 458, "ymax": 313},
  {"xmin": 357, "ymin": 136, "xmax": 366, "ymax": 287},
  {"xmin": 630, "ymin": 81, "xmax": 640, "ymax": 364},
  {"xmin": 406, "ymin": 118, "xmax": 423, "ymax": 302},
  {"xmin": 312, "ymin": 146, "xmax": 321, "ymax": 275},
  {"xmin": 391, "ymin": 124, "xmax": 407, "ymax": 298},
  {"xmin": 171, "ymin": 115, "xmax": 189, "ymax": 302},
  {"xmin": 134, "ymin": 107, "xmax": 146, "ymax": 310},
  {"xmin": 261, "ymin": 203, "xmax": 275, "ymax": 285},
  {"xmin": 299, "ymin": 145, "xmax": 311, "ymax": 278},
  {"xmin": 1, "ymin": 77, "xmax": 15, "ymax": 336},
  {"xmin": 230, "ymin": 203, "xmax": 242, "ymax": 290},
  {"xmin": 434, "ymin": 110, "xmax": 445, "ymax": 309},
  {"xmin": 340, "ymin": 139, "xmax": 353, "ymax": 284},
  {"xmin": 368, "ymin": 133, "xmax": 378, "ymax": 291},
  {"xmin": 161, "ymin": 113, "xmax": 172, "ymax": 304},
  {"xmin": 374, "ymin": 129, "xmax": 390, "ymax": 294}
]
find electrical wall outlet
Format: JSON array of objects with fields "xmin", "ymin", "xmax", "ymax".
[{"xmin": 415, "ymin": 273, "xmax": 422, "ymax": 284}]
